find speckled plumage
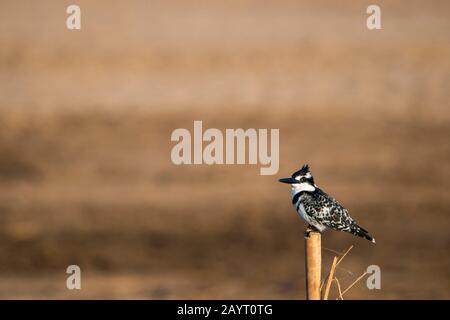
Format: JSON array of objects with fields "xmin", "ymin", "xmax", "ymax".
[{"xmin": 280, "ymin": 165, "xmax": 375, "ymax": 243}]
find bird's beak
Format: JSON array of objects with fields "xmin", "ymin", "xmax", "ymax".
[{"xmin": 279, "ymin": 177, "xmax": 297, "ymax": 184}]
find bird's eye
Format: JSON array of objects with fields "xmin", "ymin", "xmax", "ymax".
[{"xmin": 300, "ymin": 177, "xmax": 307, "ymax": 182}]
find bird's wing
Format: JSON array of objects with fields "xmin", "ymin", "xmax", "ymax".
[{"xmin": 311, "ymin": 189, "xmax": 356, "ymax": 231}]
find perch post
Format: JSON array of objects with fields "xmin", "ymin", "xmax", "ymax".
[{"xmin": 305, "ymin": 230, "xmax": 321, "ymax": 300}]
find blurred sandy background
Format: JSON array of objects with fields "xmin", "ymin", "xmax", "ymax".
[{"xmin": 0, "ymin": 0, "xmax": 449, "ymax": 299}]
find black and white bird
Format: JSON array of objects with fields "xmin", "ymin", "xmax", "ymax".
[{"xmin": 279, "ymin": 165, "xmax": 375, "ymax": 243}]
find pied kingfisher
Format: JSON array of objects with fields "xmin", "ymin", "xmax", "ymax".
[{"xmin": 279, "ymin": 165, "xmax": 375, "ymax": 243}]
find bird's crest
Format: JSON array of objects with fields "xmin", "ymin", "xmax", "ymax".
[{"xmin": 292, "ymin": 164, "xmax": 310, "ymax": 178}]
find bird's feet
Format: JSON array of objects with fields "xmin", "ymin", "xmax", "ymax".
[{"xmin": 304, "ymin": 225, "xmax": 320, "ymax": 238}]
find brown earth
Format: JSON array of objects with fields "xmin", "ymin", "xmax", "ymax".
[{"xmin": 0, "ymin": 0, "xmax": 449, "ymax": 299}]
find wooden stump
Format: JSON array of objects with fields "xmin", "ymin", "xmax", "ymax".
[{"xmin": 305, "ymin": 230, "xmax": 321, "ymax": 300}]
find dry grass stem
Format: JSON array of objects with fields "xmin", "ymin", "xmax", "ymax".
[
  {"xmin": 323, "ymin": 256, "xmax": 338, "ymax": 300},
  {"xmin": 335, "ymin": 245, "xmax": 353, "ymax": 268},
  {"xmin": 340, "ymin": 271, "xmax": 369, "ymax": 297},
  {"xmin": 334, "ymin": 278, "xmax": 344, "ymax": 300}
]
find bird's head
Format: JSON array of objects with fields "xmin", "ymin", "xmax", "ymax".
[{"xmin": 279, "ymin": 164, "xmax": 316, "ymax": 192}]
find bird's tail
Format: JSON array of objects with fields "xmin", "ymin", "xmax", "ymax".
[{"xmin": 350, "ymin": 225, "xmax": 376, "ymax": 244}]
